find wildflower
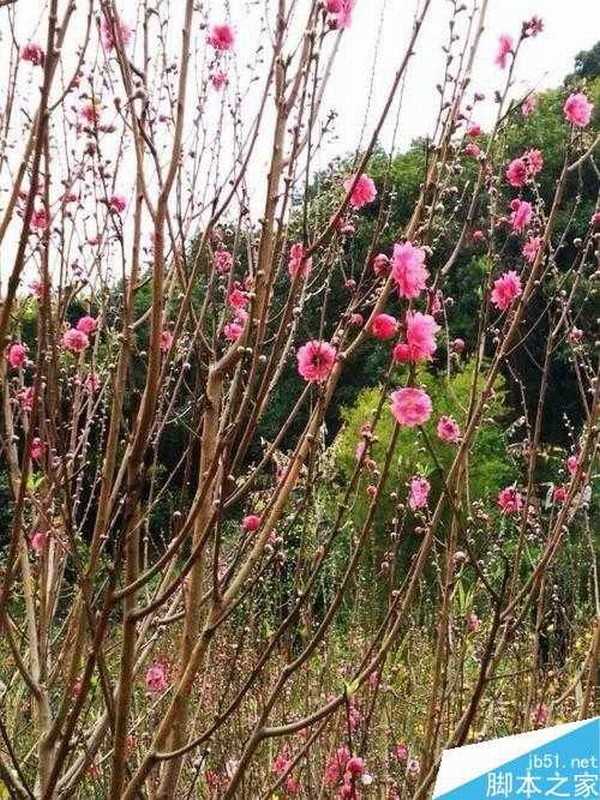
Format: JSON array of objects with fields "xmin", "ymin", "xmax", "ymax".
[
  {"xmin": 524, "ymin": 148, "xmax": 543, "ymax": 176},
  {"xmin": 497, "ymin": 486, "xmax": 523, "ymax": 515},
  {"xmin": 408, "ymin": 476, "xmax": 430, "ymax": 511},
  {"xmin": 8, "ymin": 343, "xmax": 26, "ymax": 369},
  {"xmin": 208, "ymin": 24, "xmax": 235, "ymax": 51},
  {"xmin": 406, "ymin": 757, "xmax": 421, "ymax": 779},
  {"xmin": 437, "ymin": 415, "xmax": 461, "ymax": 443},
  {"xmin": 569, "ymin": 328, "xmax": 583, "ymax": 345},
  {"xmin": 62, "ymin": 328, "xmax": 89, "ymax": 353},
  {"xmin": 391, "ymin": 242, "xmax": 429, "ymax": 299},
  {"xmin": 564, "ymin": 92, "xmax": 593, "ymax": 127},
  {"xmin": 451, "ymin": 338, "xmax": 465, "ymax": 354},
  {"xmin": 370, "ymin": 313, "xmax": 398, "ymax": 340},
  {"xmin": 344, "ymin": 174, "xmax": 377, "ymax": 210},
  {"xmin": 390, "ymin": 388, "xmax": 432, "ymax": 428},
  {"xmin": 467, "ymin": 123, "xmax": 482, "ymax": 137},
  {"xmin": 495, "ymin": 34, "xmax": 513, "ymax": 69},
  {"xmin": 297, "ymin": 341, "xmax": 336, "ymax": 382},
  {"xmin": 491, "ymin": 270, "xmax": 522, "ymax": 311},
  {"xmin": 392, "ymin": 743, "xmax": 409, "ymax": 762},
  {"xmin": 160, "ymin": 330, "xmax": 173, "ymax": 352}
]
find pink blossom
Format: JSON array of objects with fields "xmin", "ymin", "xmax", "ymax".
[
  {"xmin": 160, "ymin": 330, "xmax": 173, "ymax": 352},
  {"xmin": 288, "ymin": 242, "xmax": 312, "ymax": 278},
  {"xmin": 524, "ymin": 16, "xmax": 544, "ymax": 37},
  {"xmin": 524, "ymin": 148, "xmax": 543, "ymax": 176},
  {"xmin": 228, "ymin": 287, "xmax": 248, "ymax": 310},
  {"xmin": 494, "ymin": 34, "xmax": 513, "ymax": 69},
  {"xmin": 409, "ymin": 476, "xmax": 430, "ymax": 511},
  {"xmin": 297, "ymin": 341, "xmax": 336, "ymax": 382},
  {"xmin": 522, "ymin": 94, "xmax": 538, "ymax": 117},
  {"xmin": 18, "ymin": 386, "xmax": 34, "ymax": 411},
  {"xmin": 522, "ymin": 236, "xmax": 542, "ymax": 264},
  {"xmin": 564, "ymin": 92, "xmax": 593, "ymax": 128},
  {"xmin": 327, "ymin": 0, "xmax": 355, "ymax": 29},
  {"xmin": 350, "ymin": 313, "xmax": 364, "ymax": 327},
  {"xmin": 472, "ymin": 230, "xmax": 485, "ymax": 243},
  {"xmin": 214, "ymin": 249, "xmax": 233, "ymax": 274},
  {"xmin": 109, "ymin": 194, "xmax": 127, "ymax": 214},
  {"xmin": 21, "ymin": 43, "xmax": 45, "ymax": 66},
  {"xmin": 436, "ymin": 415, "xmax": 460, "ymax": 443},
  {"xmin": 569, "ymin": 327, "xmax": 583, "ymax": 345},
  {"xmin": 464, "ymin": 142, "xmax": 481, "ymax": 158},
  {"xmin": 344, "ymin": 173, "xmax": 377, "ymax": 210},
  {"xmin": 31, "ymin": 208, "xmax": 49, "ymax": 231},
  {"xmin": 510, "ymin": 199, "xmax": 533, "ymax": 232},
  {"xmin": 272, "ymin": 745, "xmax": 292, "ymax": 776},
  {"xmin": 30, "ymin": 437, "xmax": 45, "ymax": 461},
  {"xmin": 553, "ymin": 485, "xmax": 567, "ymax": 504},
  {"xmin": 210, "ymin": 69, "xmax": 228, "ymax": 90},
  {"xmin": 467, "ymin": 123, "xmax": 482, "ymax": 137},
  {"xmin": 531, "ymin": 703, "xmax": 549, "ymax": 727},
  {"xmin": 491, "ymin": 270, "xmax": 522, "ymax": 311},
  {"xmin": 405, "ymin": 312, "xmax": 440, "ymax": 362},
  {"xmin": 591, "ymin": 212, "xmax": 600, "ymax": 227},
  {"xmin": 497, "ymin": 486, "xmax": 523, "ymax": 515},
  {"xmin": 346, "ymin": 757, "xmax": 365, "ymax": 777},
  {"xmin": 145, "ymin": 662, "xmax": 169, "ymax": 695},
  {"xmin": 392, "ymin": 743, "xmax": 409, "ymax": 762},
  {"xmin": 372, "ymin": 253, "xmax": 390, "ymax": 277},
  {"xmin": 324, "ymin": 746, "xmax": 351, "ymax": 786},
  {"xmin": 391, "ymin": 242, "xmax": 429, "ymax": 299},
  {"xmin": 370, "ymin": 313, "xmax": 398, "ymax": 340},
  {"xmin": 30, "ymin": 530, "xmax": 48, "ymax": 553},
  {"xmin": 392, "ymin": 343, "xmax": 412, "ymax": 363},
  {"xmin": 390, "ymin": 388, "xmax": 432, "ymax": 428},
  {"xmin": 208, "ymin": 24, "xmax": 235, "ymax": 52},
  {"xmin": 62, "ymin": 328, "xmax": 89, "ymax": 353},
  {"xmin": 407, "ymin": 757, "xmax": 421, "ymax": 778},
  {"xmin": 101, "ymin": 13, "xmax": 132, "ymax": 51},
  {"xmin": 223, "ymin": 321, "xmax": 243, "ymax": 341},
  {"xmin": 452, "ymin": 338, "xmax": 465, "ymax": 354},
  {"xmin": 8, "ymin": 343, "xmax": 26, "ymax": 369},
  {"xmin": 567, "ymin": 455, "xmax": 579, "ymax": 476},
  {"xmin": 466, "ymin": 611, "xmax": 481, "ymax": 632},
  {"xmin": 506, "ymin": 158, "xmax": 528, "ymax": 187},
  {"xmin": 76, "ymin": 316, "xmax": 98, "ymax": 335},
  {"xmin": 242, "ymin": 514, "xmax": 261, "ymax": 532},
  {"xmin": 85, "ymin": 372, "xmax": 101, "ymax": 393},
  {"xmin": 80, "ymin": 102, "xmax": 100, "ymax": 125}
]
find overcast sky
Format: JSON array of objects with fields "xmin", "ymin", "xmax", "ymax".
[{"xmin": 1, "ymin": 0, "xmax": 598, "ymax": 287}]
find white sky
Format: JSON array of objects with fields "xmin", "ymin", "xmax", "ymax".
[{"xmin": 1, "ymin": 0, "xmax": 598, "ymax": 288}]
